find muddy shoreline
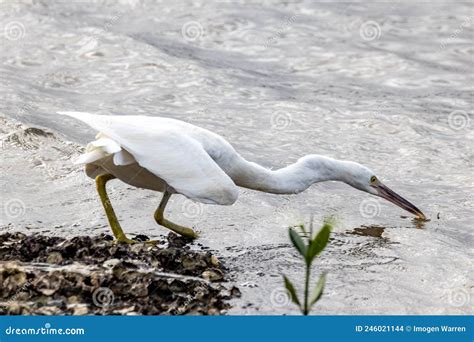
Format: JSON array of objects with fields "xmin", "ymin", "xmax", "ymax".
[{"xmin": 0, "ymin": 232, "xmax": 240, "ymax": 315}]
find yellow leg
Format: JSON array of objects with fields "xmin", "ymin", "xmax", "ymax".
[
  {"xmin": 154, "ymin": 190, "xmax": 199, "ymax": 239},
  {"xmin": 95, "ymin": 174, "xmax": 135, "ymax": 244}
]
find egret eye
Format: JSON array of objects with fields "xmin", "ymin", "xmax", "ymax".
[{"xmin": 370, "ymin": 176, "xmax": 377, "ymax": 184}]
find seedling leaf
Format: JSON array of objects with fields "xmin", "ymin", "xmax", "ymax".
[
  {"xmin": 309, "ymin": 273, "xmax": 326, "ymax": 306},
  {"xmin": 289, "ymin": 227, "xmax": 307, "ymax": 257},
  {"xmin": 307, "ymin": 224, "xmax": 331, "ymax": 262},
  {"xmin": 283, "ymin": 275, "xmax": 301, "ymax": 307}
]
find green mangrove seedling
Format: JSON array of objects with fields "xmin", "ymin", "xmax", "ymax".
[{"xmin": 283, "ymin": 219, "xmax": 332, "ymax": 315}]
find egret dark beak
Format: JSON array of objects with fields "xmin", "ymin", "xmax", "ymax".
[{"xmin": 376, "ymin": 183, "xmax": 426, "ymax": 220}]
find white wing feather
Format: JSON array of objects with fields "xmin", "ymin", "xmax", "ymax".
[
  {"xmin": 90, "ymin": 137, "xmax": 121, "ymax": 154},
  {"xmin": 74, "ymin": 149, "xmax": 107, "ymax": 165},
  {"xmin": 58, "ymin": 111, "xmax": 238, "ymax": 205}
]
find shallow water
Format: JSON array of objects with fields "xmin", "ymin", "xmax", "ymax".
[{"xmin": 0, "ymin": 1, "xmax": 472, "ymax": 314}]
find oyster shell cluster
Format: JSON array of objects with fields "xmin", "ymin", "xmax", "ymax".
[{"xmin": 0, "ymin": 232, "xmax": 240, "ymax": 315}]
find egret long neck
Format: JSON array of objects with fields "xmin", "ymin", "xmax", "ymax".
[{"xmin": 227, "ymin": 155, "xmax": 347, "ymax": 194}]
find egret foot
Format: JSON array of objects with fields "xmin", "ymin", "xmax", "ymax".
[
  {"xmin": 156, "ymin": 216, "xmax": 199, "ymax": 239},
  {"xmin": 154, "ymin": 190, "xmax": 199, "ymax": 239},
  {"xmin": 96, "ymin": 173, "xmax": 135, "ymax": 244}
]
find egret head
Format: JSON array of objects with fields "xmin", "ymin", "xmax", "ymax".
[{"xmin": 340, "ymin": 161, "xmax": 426, "ymax": 220}]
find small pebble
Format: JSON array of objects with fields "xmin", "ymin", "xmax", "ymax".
[
  {"xmin": 202, "ymin": 269, "xmax": 224, "ymax": 282},
  {"xmin": 210, "ymin": 255, "xmax": 220, "ymax": 266},
  {"xmin": 46, "ymin": 252, "xmax": 63, "ymax": 264}
]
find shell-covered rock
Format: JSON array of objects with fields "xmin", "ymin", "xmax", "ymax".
[{"xmin": 0, "ymin": 232, "xmax": 239, "ymax": 315}]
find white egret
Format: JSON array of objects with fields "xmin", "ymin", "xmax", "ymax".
[{"xmin": 58, "ymin": 111, "xmax": 425, "ymax": 243}]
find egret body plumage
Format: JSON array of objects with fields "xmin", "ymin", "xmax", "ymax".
[{"xmin": 58, "ymin": 111, "xmax": 425, "ymax": 243}]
